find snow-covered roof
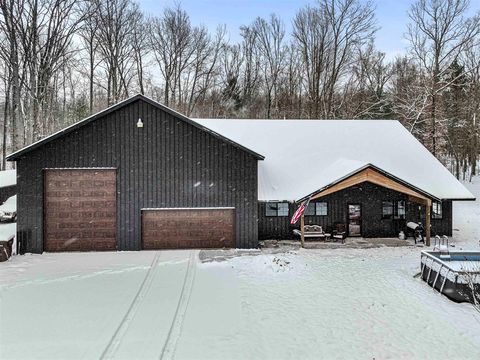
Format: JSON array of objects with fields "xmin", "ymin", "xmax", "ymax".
[
  {"xmin": 193, "ymin": 119, "xmax": 475, "ymax": 201},
  {"xmin": 0, "ymin": 169, "xmax": 16, "ymax": 188}
]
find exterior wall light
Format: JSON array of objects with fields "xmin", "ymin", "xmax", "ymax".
[{"xmin": 137, "ymin": 118, "xmax": 144, "ymax": 128}]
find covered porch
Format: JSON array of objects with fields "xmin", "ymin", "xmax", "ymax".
[{"xmin": 296, "ymin": 165, "xmax": 435, "ymax": 247}]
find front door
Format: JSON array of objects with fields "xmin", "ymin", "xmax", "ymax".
[{"xmin": 348, "ymin": 204, "xmax": 362, "ymax": 236}]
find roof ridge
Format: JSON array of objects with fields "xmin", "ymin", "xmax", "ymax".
[{"xmin": 7, "ymin": 94, "xmax": 264, "ymax": 161}]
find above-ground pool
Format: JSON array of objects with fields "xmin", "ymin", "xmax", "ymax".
[{"xmin": 420, "ymin": 251, "xmax": 480, "ymax": 303}]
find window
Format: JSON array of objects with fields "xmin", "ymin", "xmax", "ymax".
[
  {"xmin": 304, "ymin": 202, "xmax": 328, "ymax": 216},
  {"xmin": 383, "ymin": 200, "xmax": 406, "ymax": 220},
  {"xmin": 266, "ymin": 202, "xmax": 289, "ymax": 217},
  {"xmin": 305, "ymin": 203, "xmax": 315, "ymax": 216},
  {"xmin": 432, "ymin": 201, "xmax": 442, "ymax": 219},
  {"xmin": 316, "ymin": 202, "xmax": 328, "ymax": 216},
  {"xmin": 382, "ymin": 201, "xmax": 394, "ymax": 219},
  {"xmin": 394, "ymin": 200, "xmax": 406, "ymax": 219}
]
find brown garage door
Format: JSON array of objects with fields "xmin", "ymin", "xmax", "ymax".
[
  {"xmin": 142, "ymin": 208, "xmax": 235, "ymax": 249},
  {"xmin": 44, "ymin": 169, "xmax": 116, "ymax": 252}
]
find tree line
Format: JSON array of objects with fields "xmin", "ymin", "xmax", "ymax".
[{"xmin": 1, "ymin": 0, "xmax": 479, "ymax": 180}]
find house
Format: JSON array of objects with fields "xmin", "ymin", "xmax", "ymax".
[
  {"xmin": 194, "ymin": 118, "xmax": 475, "ymax": 243},
  {"xmin": 6, "ymin": 94, "xmax": 474, "ymax": 253},
  {"xmin": 0, "ymin": 169, "xmax": 16, "ymax": 204}
]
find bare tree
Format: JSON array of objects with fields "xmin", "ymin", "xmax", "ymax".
[
  {"xmin": 407, "ymin": 0, "xmax": 480, "ymax": 156},
  {"xmin": 130, "ymin": 3, "xmax": 148, "ymax": 95},
  {"xmin": 149, "ymin": 6, "xmax": 194, "ymax": 107},
  {"xmin": 79, "ymin": 1, "xmax": 100, "ymax": 113},
  {"xmin": 250, "ymin": 14, "xmax": 285, "ymax": 118},
  {"xmin": 0, "ymin": 0, "xmax": 478, "ymax": 174},
  {"xmin": 344, "ymin": 43, "xmax": 392, "ymax": 119},
  {"xmin": 239, "ymin": 25, "xmax": 261, "ymax": 117},
  {"xmin": 94, "ymin": 0, "xmax": 137, "ymax": 105},
  {"xmin": 0, "ymin": 0, "xmax": 26, "ymax": 154},
  {"xmin": 293, "ymin": 0, "xmax": 376, "ymax": 118}
]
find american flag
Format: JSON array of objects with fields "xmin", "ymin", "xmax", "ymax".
[{"xmin": 290, "ymin": 197, "xmax": 311, "ymax": 225}]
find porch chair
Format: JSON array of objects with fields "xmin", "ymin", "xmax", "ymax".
[{"xmin": 332, "ymin": 223, "xmax": 347, "ymax": 244}]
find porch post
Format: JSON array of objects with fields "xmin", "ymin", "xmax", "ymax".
[
  {"xmin": 425, "ymin": 201, "xmax": 431, "ymax": 246},
  {"xmin": 300, "ymin": 213, "xmax": 305, "ymax": 248}
]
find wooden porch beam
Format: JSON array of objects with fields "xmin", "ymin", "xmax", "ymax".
[
  {"xmin": 300, "ymin": 213, "xmax": 305, "ymax": 248},
  {"xmin": 311, "ymin": 168, "xmax": 431, "ymax": 204},
  {"xmin": 425, "ymin": 205, "xmax": 431, "ymax": 246},
  {"xmin": 408, "ymin": 195, "xmax": 431, "ymax": 207}
]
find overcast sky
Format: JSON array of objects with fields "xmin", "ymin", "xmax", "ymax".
[{"xmin": 139, "ymin": 0, "xmax": 480, "ymax": 61}]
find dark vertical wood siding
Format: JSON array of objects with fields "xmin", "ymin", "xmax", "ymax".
[
  {"xmin": 16, "ymin": 99, "xmax": 258, "ymax": 253},
  {"xmin": 258, "ymin": 182, "xmax": 453, "ymax": 239}
]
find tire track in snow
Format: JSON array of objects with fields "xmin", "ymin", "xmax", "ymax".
[
  {"xmin": 100, "ymin": 251, "xmax": 162, "ymax": 360},
  {"xmin": 160, "ymin": 250, "xmax": 197, "ymax": 360}
]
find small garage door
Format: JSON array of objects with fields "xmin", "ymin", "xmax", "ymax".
[
  {"xmin": 142, "ymin": 208, "xmax": 235, "ymax": 249},
  {"xmin": 44, "ymin": 169, "xmax": 116, "ymax": 252}
]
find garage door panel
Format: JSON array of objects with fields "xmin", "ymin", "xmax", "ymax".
[
  {"xmin": 142, "ymin": 208, "xmax": 235, "ymax": 249},
  {"xmin": 44, "ymin": 169, "xmax": 117, "ymax": 252}
]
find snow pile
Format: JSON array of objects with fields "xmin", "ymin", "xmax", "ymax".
[
  {"xmin": 0, "ymin": 195, "xmax": 16, "ymax": 212},
  {"xmin": 0, "ymin": 169, "xmax": 16, "ymax": 188}
]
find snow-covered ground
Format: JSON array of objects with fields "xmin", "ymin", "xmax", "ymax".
[
  {"xmin": 453, "ymin": 176, "xmax": 480, "ymax": 249},
  {"xmin": 0, "ymin": 178, "xmax": 479, "ymax": 359}
]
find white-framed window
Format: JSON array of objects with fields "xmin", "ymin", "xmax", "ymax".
[
  {"xmin": 266, "ymin": 202, "xmax": 289, "ymax": 217},
  {"xmin": 432, "ymin": 201, "xmax": 442, "ymax": 219},
  {"xmin": 316, "ymin": 202, "xmax": 328, "ymax": 216}
]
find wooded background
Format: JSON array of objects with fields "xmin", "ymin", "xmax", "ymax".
[{"xmin": 1, "ymin": 0, "xmax": 479, "ymax": 180}]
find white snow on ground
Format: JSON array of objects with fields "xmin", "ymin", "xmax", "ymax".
[
  {"xmin": 0, "ymin": 178, "xmax": 479, "ymax": 359},
  {"xmin": 453, "ymin": 176, "xmax": 480, "ymax": 249},
  {"xmin": 0, "ymin": 169, "xmax": 16, "ymax": 188}
]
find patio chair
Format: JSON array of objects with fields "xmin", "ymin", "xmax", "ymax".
[{"xmin": 332, "ymin": 223, "xmax": 347, "ymax": 244}]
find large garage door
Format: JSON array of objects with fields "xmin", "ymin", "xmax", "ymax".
[
  {"xmin": 142, "ymin": 208, "xmax": 235, "ymax": 249},
  {"xmin": 44, "ymin": 169, "xmax": 116, "ymax": 252}
]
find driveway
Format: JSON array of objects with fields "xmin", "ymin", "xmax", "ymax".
[
  {"xmin": 0, "ymin": 251, "xmax": 197, "ymax": 359},
  {"xmin": 1, "ymin": 247, "xmax": 480, "ymax": 359}
]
